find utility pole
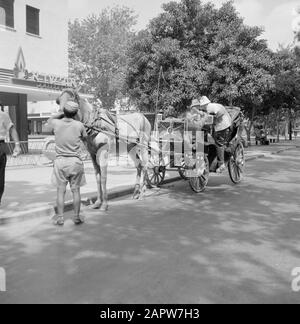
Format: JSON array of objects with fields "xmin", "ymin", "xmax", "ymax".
[{"xmin": 155, "ymin": 66, "xmax": 163, "ymax": 117}]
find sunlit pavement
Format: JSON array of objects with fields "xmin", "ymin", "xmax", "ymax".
[{"xmin": 0, "ymin": 148, "xmax": 300, "ymax": 304}]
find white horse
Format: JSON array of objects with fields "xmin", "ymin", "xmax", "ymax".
[{"xmin": 56, "ymin": 89, "xmax": 152, "ymax": 211}]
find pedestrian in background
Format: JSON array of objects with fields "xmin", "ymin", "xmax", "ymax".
[
  {"xmin": 48, "ymin": 101, "xmax": 87, "ymax": 226},
  {"xmin": 0, "ymin": 107, "xmax": 21, "ymax": 206}
]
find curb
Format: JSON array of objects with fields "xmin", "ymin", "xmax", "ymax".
[
  {"xmin": 0, "ymin": 176, "xmax": 183, "ymax": 225},
  {"xmin": 54, "ymin": 176, "xmax": 184, "ymax": 214},
  {"xmin": 0, "ymin": 145, "xmax": 297, "ymax": 225},
  {"xmin": 245, "ymin": 154, "xmax": 265, "ymax": 162}
]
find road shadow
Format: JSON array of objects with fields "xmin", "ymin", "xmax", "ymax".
[{"xmin": 0, "ymin": 150, "xmax": 300, "ymax": 304}]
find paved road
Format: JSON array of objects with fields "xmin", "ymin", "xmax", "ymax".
[{"xmin": 0, "ymin": 148, "xmax": 300, "ymax": 304}]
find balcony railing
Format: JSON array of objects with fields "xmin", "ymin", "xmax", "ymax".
[{"xmin": 5, "ymin": 140, "xmax": 90, "ymax": 168}]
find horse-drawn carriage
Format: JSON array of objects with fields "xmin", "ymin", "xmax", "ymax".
[
  {"xmin": 52, "ymin": 89, "xmax": 246, "ymax": 208},
  {"xmin": 145, "ymin": 106, "xmax": 245, "ymax": 193}
]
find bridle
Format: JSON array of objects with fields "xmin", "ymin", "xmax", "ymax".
[
  {"xmin": 86, "ymin": 109, "xmax": 119, "ymax": 137},
  {"xmin": 57, "ymin": 89, "xmax": 143, "ymax": 142}
]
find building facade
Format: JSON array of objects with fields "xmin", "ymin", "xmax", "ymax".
[{"xmin": 0, "ymin": 0, "xmax": 72, "ymax": 142}]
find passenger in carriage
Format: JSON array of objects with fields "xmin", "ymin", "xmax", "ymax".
[{"xmin": 190, "ymin": 97, "xmax": 232, "ymax": 173}]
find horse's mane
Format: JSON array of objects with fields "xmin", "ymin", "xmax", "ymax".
[{"xmin": 61, "ymin": 88, "xmax": 81, "ymax": 104}]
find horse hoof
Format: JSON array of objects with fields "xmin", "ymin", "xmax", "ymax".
[{"xmin": 100, "ymin": 205, "xmax": 109, "ymax": 212}]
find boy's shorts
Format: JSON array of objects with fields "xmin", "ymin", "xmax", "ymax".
[{"xmin": 52, "ymin": 157, "xmax": 86, "ymax": 190}]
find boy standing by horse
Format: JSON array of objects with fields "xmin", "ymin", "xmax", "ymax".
[{"xmin": 48, "ymin": 101, "xmax": 87, "ymax": 226}]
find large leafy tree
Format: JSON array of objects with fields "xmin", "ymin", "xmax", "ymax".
[
  {"xmin": 273, "ymin": 47, "xmax": 300, "ymax": 139},
  {"xmin": 69, "ymin": 6, "xmax": 137, "ymax": 108},
  {"xmin": 126, "ymin": 0, "xmax": 275, "ymax": 121},
  {"xmin": 251, "ymin": 47, "xmax": 300, "ymax": 141}
]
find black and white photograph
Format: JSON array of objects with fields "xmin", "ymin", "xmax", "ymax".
[{"xmin": 0, "ymin": 0, "xmax": 300, "ymax": 306}]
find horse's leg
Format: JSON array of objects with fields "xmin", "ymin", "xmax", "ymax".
[
  {"xmin": 128, "ymin": 146, "xmax": 143, "ymax": 199},
  {"xmin": 139, "ymin": 146, "xmax": 150, "ymax": 198},
  {"xmin": 90, "ymin": 153, "xmax": 102, "ymax": 209},
  {"xmin": 97, "ymin": 146, "xmax": 109, "ymax": 211},
  {"xmin": 129, "ymin": 145, "xmax": 150, "ymax": 200}
]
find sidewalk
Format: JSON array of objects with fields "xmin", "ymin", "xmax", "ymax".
[
  {"xmin": 0, "ymin": 139, "xmax": 299, "ymax": 224},
  {"xmin": 0, "ymin": 161, "xmax": 136, "ymax": 223}
]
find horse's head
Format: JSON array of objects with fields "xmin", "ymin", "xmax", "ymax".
[
  {"xmin": 56, "ymin": 88, "xmax": 80, "ymax": 107},
  {"xmin": 56, "ymin": 88, "xmax": 92, "ymax": 124}
]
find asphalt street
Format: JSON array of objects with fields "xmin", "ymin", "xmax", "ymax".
[{"xmin": 0, "ymin": 148, "xmax": 300, "ymax": 304}]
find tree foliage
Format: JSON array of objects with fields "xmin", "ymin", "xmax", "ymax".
[
  {"xmin": 69, "ymin": 6, "xmax": 137, "ymax": 108},
  {"xmin": 126, "ymin": 0, "xmax": 275, "ymax": 115}
]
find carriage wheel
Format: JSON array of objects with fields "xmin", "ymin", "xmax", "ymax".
[
  {"xmin": 228, "ymin": 142, "xmax": 245, "ymax": 184},
  {"xmin": 178, "ymin": 161, "xmax": 188, "ymax": 180},
  {"xmin": 146, "ymin": 155, "xmax": 166, "ymax": 188},
  {"xmin": 189, "ymin": 155, "xmax": 210, "ymax": 193}
]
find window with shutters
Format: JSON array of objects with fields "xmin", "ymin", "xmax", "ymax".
[
  {"xmin": 26, "ymin": 5, "xmax": 39, "ymax": 36},
  {"xmin": 0, "ymin": 0, "xmax": 14, "ymax": 28}
]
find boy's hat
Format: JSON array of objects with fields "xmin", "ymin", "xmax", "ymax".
[
  {"xmin": 199, "ymin": 96, "xmax": 211, "ymax": 106},
  {"xmin": 64, "ymin": 101, "xmax": 79, "ymax": 113}
]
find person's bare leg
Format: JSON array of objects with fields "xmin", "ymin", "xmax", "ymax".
[
  {"xmin": 72, "ymin": 188, "xmax": 84, "ymax": 224},
  {"xmin": 54, "ymin": 187, "xmax": 66, "ymax": 225},
  {"xmin": 72, "ymin": 188, "xmax": 81, "ymax": 216}
]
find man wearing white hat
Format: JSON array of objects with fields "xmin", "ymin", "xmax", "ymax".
[
  {"xmin": 48, "ymin": 101, "xmax": 88, "ymax": 226},
  {"xmin": 191, "ymin": 96, "xmax": 232, "ymax": 173}
]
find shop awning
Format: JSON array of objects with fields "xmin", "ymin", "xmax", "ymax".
[
  {"xmin": 0, "ymin": 67, "xmax": 93, "ymax": 102},
  {"xmin": 0, "ymin": 83, "xmax": 93, "ymax": 102}
]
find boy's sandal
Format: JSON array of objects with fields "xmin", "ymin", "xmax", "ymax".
[
  {"xmin": 53, "ymin": 216, "xmax": 64, "ymax": 226},
  {"xmin": 73, "ymin": 215, "xmax": 85, "ymax": 225}
]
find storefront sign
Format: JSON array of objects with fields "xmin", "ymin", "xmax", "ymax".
[{"xmin": 12, "ymin": 47, "xmax": 77, "ymax": 90}]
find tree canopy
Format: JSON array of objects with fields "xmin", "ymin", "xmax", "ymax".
[
  {"xmin": 125, "ymin": 0, "xmax": 275, "ymax": 115},
  {"xmin": 68, "ymin": 0, "xmax": 300, "ymax": 134},
  {"xmin": 69, "ymin": 6, "xmax": 137, "ymax": 108}
]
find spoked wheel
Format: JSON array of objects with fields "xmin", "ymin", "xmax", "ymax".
[
  {"xmin": 228, "ymin": 142, "xmax": 245, "ymax": 184},
  {"xmin": 189, "ymin": 155, "xmax": 210, "ymax": 193},
  {"xmin": 178, "ymin": 160, "xmax": 188, "ymax": 180},
  {"xmin": 146, "ymin": 155, "xmax": 166, "ymax": 188}
]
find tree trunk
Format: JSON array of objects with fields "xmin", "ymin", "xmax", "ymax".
[
  {"xmin": 289, "ymin": 108, "xmax": 293, "ymax": 141},
  {"xmin": 276, "ymin": 109, "xmax": 280, "ymax": 143},
  {"xmin": 245, "ymin": 106, "xmax": 256, "ymax": 146}
]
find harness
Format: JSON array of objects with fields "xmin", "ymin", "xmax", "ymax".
[{"xmin": 59, "ymin": 89, "xmax": 147, "ymax": 150}]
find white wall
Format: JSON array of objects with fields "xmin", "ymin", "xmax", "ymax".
[
  {"xmin": 28, "ymin": 101, "xmax": 57, "ymax": 114},
  {"xmin": 0, "ymin": 0, "xmax": 68, "ymax": 76}
]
